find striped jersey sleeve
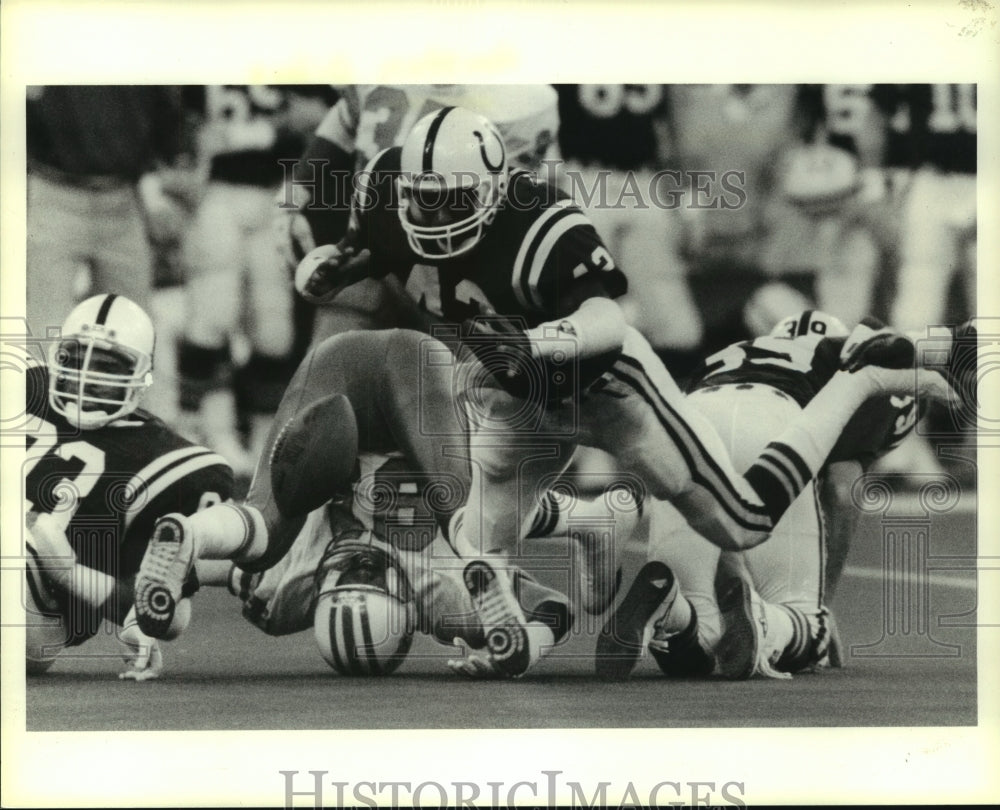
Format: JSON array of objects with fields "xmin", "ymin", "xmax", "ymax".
[
  {"xmin": 509, "ymin": 185, "xmax": 628, "ymax": 319},
  {"xmin": 118, "ymin": 439, "xmax": 233, "ymax": 577}
]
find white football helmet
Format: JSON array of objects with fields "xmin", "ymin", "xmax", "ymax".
[
  {"xmin": 769, "ymin": 309, "xmax": 850, "ymax": 340},
  {"xmin": 48, "ymin": 294, "xmax": 154, "ymax": 430},
  {"xmin": 313, "ymin": 533, "xmax": 414, "ymax": 676},
  {"xmin": 397, "ymin": 106, "xmax": 508, "ymax": 260}
]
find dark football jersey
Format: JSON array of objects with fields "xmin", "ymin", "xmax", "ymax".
[
  {"xmin": 555, "ymin": 83, "xmax": 665, "ymax": 171},
  {"xmin": 24, "ymin": 366, "xmax": 233, "ymax": 640},
  {"xmin": 689, "ymin": 327, "xmax": 918, "ymax": 465},
  {"xmin": 185, "ymin": 85, "xmax": 337, "ymax": 187},
  {"xmin": 807, "ymin": 84, "xmax": 976, "ymax": 174},
  {"xmin": 353, "ymin": 147, "xmax": 628, "ymax": 328},
  {"xmin": 880, "ymin": 83, "xmax": 976, "ymax": 174}
]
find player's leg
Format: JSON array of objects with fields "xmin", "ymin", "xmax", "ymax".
[
  {"xmin": 175, "ymin": 183, "xmax": 251, "ymax": 473},
  {"xmin": 238, "ymin": 188, "xmax": 298, "ymax": 466},
  {"xmin": 586, "ymin": 325, "xmax": 938, "ymax": 553},
  {"xmin": 450, "ymin": 380, "xmax": 577, "ymax": 559},
  {"xmin": 376, "ymin": 329, "xmax": 473, "ymax": 536},
  {"xmin": 135, "ymin": 333, "xmax": 366, "ymax": 638},
  {"xmin": 528, "ymin": 484, "xmax": 641, "ymax": 616},
  {"xmin": 25, "ymin": 175, "xmax": 93, "ymax": 342},
  {"xmin": 889, "ymin": 168, "xmax": 957, "ymax": 332},
  {"xmin": 90, "ymin": 185, "xmax": 155, "ymax": 313},
  {"xmin": 690, "ymin": 386, "xmax": 825, "ymax": 678},
  {"xmin": 644, "ymin": 499, "xmax": 721, "ymax": 676}
]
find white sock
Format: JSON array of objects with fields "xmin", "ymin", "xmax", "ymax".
[{"xmin": 189, "ymin": 503, "xmax": 268, "ymax": 564}]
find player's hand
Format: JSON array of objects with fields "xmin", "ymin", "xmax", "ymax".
[
  {"xmin": 840, "ymin": 320, "xmax": 916, "ymax": 373},
  {"xmin": 446, "ymin": 637, "xmax": 506, "ymax": 679},
  {"xmin": 462, "ymin": 317, "xmax": 574, "ymax": 402},
  {"xmin": 118, "ymin": 609, "xmax": 164, "ymax": 682},
  {"xmin": 27, "ymin": 512, "xmax": 76, "ymax": 592},
  {"xmin": 294, "ymin": 242, "xmax": 362, "ymax": 305},
  {"xmin": 839, "ymin": 320, "xmax": 959, "ymax": 403}
]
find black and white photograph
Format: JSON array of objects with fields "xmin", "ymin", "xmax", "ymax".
[{"xmin": 2, "ymin": 2, "xmax": 998, "ymax": 807}]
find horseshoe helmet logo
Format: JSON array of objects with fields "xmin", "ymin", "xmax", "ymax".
[{"xmin": 473, "ymin": 128, "xmax": 505, "ymax": 173}]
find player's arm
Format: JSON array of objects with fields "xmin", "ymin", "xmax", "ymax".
[
  {"xmin": 27, "ymin": 512, "xmax": 116, "ymax": 610},
  {"xmin": 513, "ymin": 200, "xmax": 631, "ymax": 370},
  {"xmin": 293, "ymin": 147, "xmax": 396, "ymax": 304},
  {"xmin": 818, "ymin": 459, "xmax": 864, "ymax": 603}
]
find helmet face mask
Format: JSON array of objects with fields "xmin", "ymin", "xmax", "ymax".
[
  {"xmin": 47, "ymin": 295, "xmax": 154, "ymax": 430},
  {"xmin": 397, "ymin": 107, "xmax": 509, "ymax": 261}
]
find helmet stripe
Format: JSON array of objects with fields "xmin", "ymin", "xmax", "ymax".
[
  {"xmin": 95, "ymin": 294, "xmax": 118, "ymax": 325},
  {"xmin": 797, "ymin": 309, "xmax": 815, "ymax": 336},
  {"xmin": 340, "ymin": 601, "xmax": 362, "ymax": 675},
  {"xmin": 422, "ymin": 106, "xmax": 456, "ymax": 172},
  {"xmin": 328, "ymin": 602, "xmax": 348, "ymax": 674},
  {"xmin": 358, "ymin": 600, "xmax": 382, "ymax": 675}
]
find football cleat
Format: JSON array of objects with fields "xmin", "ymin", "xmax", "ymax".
[
  {"xmin": 715, "ymin": 576, "xmax": 791, "ymax": 680},
  {"xmin": 572, "ymin": 528, "xmax": 622, "ymax": 616},
  {"xmin": 648, "ymin": 607, "xmax": 715, "ymax": 678},
  {"xmin": 463, "ymin": 559, "xmax": 532, "ymax": 679},
  {"xmin": 134, "ymin": 514, "xmax": 196, "ymax": 639},
  {"xmin": 595, "ymin": 561, "xmax": 677, "ymax": 680}
]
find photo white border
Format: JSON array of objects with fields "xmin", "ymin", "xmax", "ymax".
[{"xmin": 2, "ymin": 0, "xmax": 998, "ymax": 806}]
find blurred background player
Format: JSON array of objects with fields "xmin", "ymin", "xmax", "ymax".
[
  {"xmin": 274, "ymin": 84, "xmax": 561, "ymax": 344},
  {"xmin": 174, "ymin": 85, "xmax": 335, "ymax": 476},
  {"xmin": 25, "ymin": 85, "xmax": 190, "ymax": 418},
  {"xmin": 595, "ymin": 311, "xmax": 928, "ymax": 680},
  {"xmin": 23, "ymin": 294, "xmax": 233, "ymax": 679}
]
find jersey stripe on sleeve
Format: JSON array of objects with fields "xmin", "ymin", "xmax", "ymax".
[
  {"xmin": 511, "ymin": 199, "xmax": 580, "ymax": 311},
  {"xmin": 123, "ymin": 447, "xmax": 229, "ymax": 529}
]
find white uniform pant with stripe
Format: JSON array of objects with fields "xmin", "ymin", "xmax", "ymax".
[
  {"xmin": 646, "ymin": 384, "xmax": 825, "ymax": 650},
  {"xmin": 456, "ymin": 327, "xmax": 783, "ymax": 559}
]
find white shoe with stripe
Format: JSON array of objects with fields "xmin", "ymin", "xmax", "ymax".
[
  {"xmin": 134, "ymin": 514, "xmax": 196, "ymax": 639},
  {"xmin": 463, "ymin": 560, "xmax": 532, "ymax": 679}
]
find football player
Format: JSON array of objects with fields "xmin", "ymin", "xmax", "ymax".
[
  {"xmin": 274, "ymin": 84, "xmax": 561, "ymax": 344},
  {"xmin": 219, "ymin": 375, "xmax": 638, "ymax": 678},
  {"xmin": 176, "ymin": 85, "xmax": 335, "ymax": 474},
  {"xmin": 23, "ymin": 294, "xmax": 233, "ymax": 679},
  {"xmin": 136, "ymin": 327, "xmax": 636, "ymax": 677},
  {"xmin": 595, "ymin": 310, "xmax": 955, "ymax": 680},
  {"xmin": 289, "ymin": 106, "xmax": 961, "ymax": 678}
]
